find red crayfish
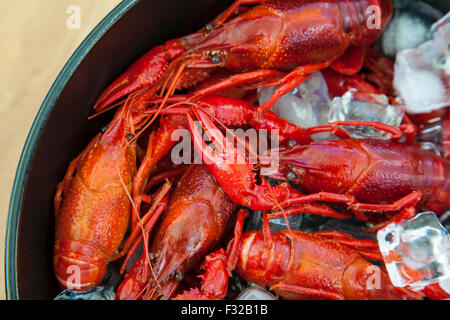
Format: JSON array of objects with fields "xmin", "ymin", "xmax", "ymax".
[{"xmin": 92, "ymin": 0, "xmax": 393, "ymax": 115}]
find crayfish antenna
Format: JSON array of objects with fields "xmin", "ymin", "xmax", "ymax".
[
  {"xmin": 330, "ymin": 45, "xmax": 367, "ymax": 76},
  {"xmin": 172, "ymin": 208, "xmax": 250, "ymax": 300}
]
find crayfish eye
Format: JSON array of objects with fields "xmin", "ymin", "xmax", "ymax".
[
  {"xmin": 101, "ymin": 126, "xmax": 108, "ymax": 133},
  {"xmin": 205, "ymin": 22, "xmax": 213, "ymax": 32},
  {"xmin": 127, "ymin": 134, "xmax": 135, "ymax": 141}
]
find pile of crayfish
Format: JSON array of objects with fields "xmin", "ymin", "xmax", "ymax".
[{"xmin": 53, "ymin": 0, "xmax": 450, "ymax": 300}]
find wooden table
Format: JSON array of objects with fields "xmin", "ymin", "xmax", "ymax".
[{"xmin": 0, "ymin": 0, "xmax": 121, "ymax": 300}]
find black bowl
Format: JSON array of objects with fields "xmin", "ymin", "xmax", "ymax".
[
  {"xmin": 5, "ymin": 0, "xmax": 231, "ymax": 300},
  {"xmin": 5, "ymin": 0, "xmax": 450, "ymax": 300}
]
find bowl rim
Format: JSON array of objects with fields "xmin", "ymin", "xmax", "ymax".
[{"xmin": 5, "ymin": 0, "xmax": 140, "ymax": 300}]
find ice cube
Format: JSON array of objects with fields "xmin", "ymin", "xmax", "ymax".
[
  {"xmin": 101, "ymin": 264, "xmax": 122, "ymax": 289},
  {"xmin": 258, "ymin": 71, "xmax": 331, "ymax": 139},
  {"xmin": 54, "ymin": 286, "xmax": 115, "ymax": 300},
  {"xmin": 394, "ymin": 12, "xmax": 450, "ymax": 114},
  {"xmin": 244, "ymin": 210, "xmax": 303, "ymax": 233},
  {"xmin": 328, "ymin": 90, "xmax": 404, "ymax": 140},
  {"xmin": 236, "ymin": 286, "xmax": 277, "ymax": 300},
  {"xmin": 379, "ymin": 0, "xmax": 442, "ymax": 58},
  {"xmin": 377, "ymin": 212, "xmax": 450, "ymax": 288}
]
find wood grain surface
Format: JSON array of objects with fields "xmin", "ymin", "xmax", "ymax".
[{"xmin": 0, "ymin": 0, "xmax": 121, "ymax": 300}]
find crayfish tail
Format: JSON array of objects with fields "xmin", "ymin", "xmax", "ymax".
[{"xmin": 53, "ymin": 239, "xmax": 107, "ymax": 291}]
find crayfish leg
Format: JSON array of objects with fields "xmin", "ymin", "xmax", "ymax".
[
  {"xmin": 309, "ymin": 121, "xmax": 406, "ymax": 141},
  {"xmin": 172, "ymin": 208, "xmax": 249, "ymax": 300},
  {"xmin": 364, "ymin": 207, "xmax": 417, "ymax": 233},
  {"xmin": 147, "ymin": 95, "xmax": 313, "ymax": 145},
  {"xmin": 131, "ymin": 115, "xmax": 186, "ymax": 229},
  {"xmin": 270, "ymin": 283, "xmax": 344, "ymax": 300},
  {"xmin": 116, "ymin": 181, "xmax": 171, "ymax": 264},
  {"xmin": 54, "ymin": 133, "xmax": 103, "ymax": 217},
  {"xmin": 443, "ymin": 110, "xmax": 450, "ymax": 159},
  {"xmin": 54, "ymin": 156, "xmax": 81, "ymax": 218}
]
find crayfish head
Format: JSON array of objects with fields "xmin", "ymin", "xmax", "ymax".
[{"xmin": 280, "ymin": 140, "xmax": 370, "ymax": 195}]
